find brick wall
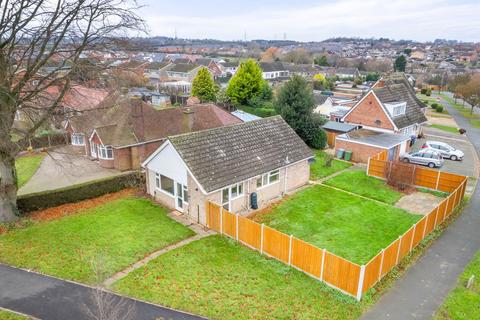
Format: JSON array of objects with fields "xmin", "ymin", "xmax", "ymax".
[
  {"xmin": 335, "ymin": 139, "xmax": 385, "ymax": 163},
  {"xmin": 114, "ymin": 148, "xmax": 132, "ymax": 171},
  {"xmin": 343, "ymin": 92, "xmax": 395, "ymax": 131}
]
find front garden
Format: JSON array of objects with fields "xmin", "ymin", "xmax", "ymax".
[
  {"xmin": 15, "ymin": 153, "xmax": 45, "ymax": 188},
  {"xmin": 0, "ymin": 196, "xmax": 194, "ymax": 284}
]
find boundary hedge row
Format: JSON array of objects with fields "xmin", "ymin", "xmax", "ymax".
[{"xmin": 17, "ymin": 171, "xmax": 141, "ymax": 213}]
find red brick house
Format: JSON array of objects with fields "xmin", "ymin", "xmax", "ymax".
[
  {"xmin": 65, "ymin": 98, "xmax": 242, "ymax": 171},
  {"xmin": 336, "ymin": 74, "xmax": 427, "ymax": 163}
]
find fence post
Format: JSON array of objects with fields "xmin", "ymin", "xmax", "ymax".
[
  {"xmin": 288, "ymin": 235, "xmax": 293, "ymax": 266},
  {"xmin": 378, "ymin": 249, "xmax": 385, "ymax": 280},
  {"xmin": 411, "ymin": 165, "xmax": 417, "ymax": 186},
  {"xmin": 260, "ymin": 223, "xmax": 264, "ymax": 255},
  {"xmin": 433, "ymin": 207, "xmax": 439, "ymax": 228},
  {"xmin": 235, "ymin": 214, "xmax": 239, "ymax": 241},
  {"xmin": 387, "ymin": 161, "xmax": 393, "ymax": 180},
  {"xmin": 422, "ymin": 216, "xmax": 428, "ymax": 239},
  {"xmin": 367, "ymin": 157, "xmax": 371, "ymax": 176},
  {"xmin": 356, "ymin": 265, "xmax": 366, "ymax": 301},
  {"xmin": 320, "ymin": 249, "xmax": 326, "ymax": 281},
  {"xmin": 435, "ymin": 171, "xmax": 441, "ymax": 190},
  {"xmin": 395, "ymin": 236, "xmax": 402, "ymax": 265},
  {"xmin": 453, "ymin": 188, "xmax": 459, "ymax": 209},
  {"xmin": 410, "ymin": 224, "xmax": 416, "ymax": 251},
  {"xmin": 444, "ymin": 196, "xmax": 450, "ymax": 217},
  {"xmin": 220, "ymin": 207, "xmax": 223, "ymax": 235}
]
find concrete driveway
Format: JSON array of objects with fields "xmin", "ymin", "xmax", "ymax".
[
  {"xmin": 18, "ymin": 146, "xmax": 124, "ymax": 195},
  {"xmin": 412, "ymin": 126, "xmax": 479, "ymax": 178}
]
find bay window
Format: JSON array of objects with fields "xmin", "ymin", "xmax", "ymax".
[{"xmin": 97, "ymin": 145, "xmax": 113, "ymax": 159}]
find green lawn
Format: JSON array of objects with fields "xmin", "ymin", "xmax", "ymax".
[
  {"xmin": 417, "ymin": 93, "xmax": 438, "ymax": 104},
  {"xmin": 254, "ymin": 185, "xmax": 420, "ymax": 264},
  {"xmin": 440, "ymin": 93, "xmax": 480, "ymax": 128},
  {"xmin": 430, "ymin": 124, "xmax": 459, "ymax": 134},
  {"xmin": 114, "ymin": 235, "xmax": 363, "ymax": 320},
  {"xmin": 435, "ymin": 251, "xmax": 480, "ymax": 320},
  {"xmin": 15, "ymin": 153, "xmax": 45, "ymax": 188},
  {"xmin": 0, "ymin": 310, "xmax": 28, "ymax": 320},
  {"xmin": 310, "ymin": 149, "xmax": 353, "ymax": 180},
  {"xmin": 324, "ymin": 170, "xmax": 403, "ymax": 205},
  {"xmin": 0, "ymin": 197, "xmax": 194, "ymax": 284}
]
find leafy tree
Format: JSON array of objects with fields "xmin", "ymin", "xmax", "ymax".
[
  {"xmin": 274, "ymin": 75, "xmax": 327, "ymax": 149},
  {"xmin": 314, "ymin": 55, "xmax": 329, "ymax": 66},
  {"xmin": 226, "ymin": 59, "xmax": 265, "ymax": 105},
  {"xmin": 313, "ymin": 74, "xmax": 326, "ymax": 82},
  {"xmin": 448, "ymin": 74, "xmax": 471, "ymax": 103},
  {"xmin": 215, "ymin": 88, "xmax": 230, "ymax": 107},
  {"xmin": 365, "ymin": 72, "xmax": 380, "ymax": 82},
  {"xmin": 282, "ymin": 48, "xmax": 312, "ymax": 64},
  {"xmin": 260, "ymin": 47, "xmax": 280, "ymax": 62},
  {"xmin": 403, "ymin": 48, "xmax": 412, "ymax": 56},
  {"xmin": 394, "ymin": 55, "xmax": 407, "ymax": 72},
  {"xmin": 191, "ymin": 67, "xmax": 217, "ymax": 102}
]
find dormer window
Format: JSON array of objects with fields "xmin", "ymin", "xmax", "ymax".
[{"xmin": 384, "ymin": 101, "xmax": 406, "ymax": 117}]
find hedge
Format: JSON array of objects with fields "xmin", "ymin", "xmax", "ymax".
[{"xmin": 17, "ymin": 171, "xmax": 141, "ymax": 213}]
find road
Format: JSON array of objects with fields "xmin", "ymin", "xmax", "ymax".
[
  {"xmin": 362, "ymin": 94, "xmax": 480, "ymax": 320},
  {"xmin": 0, "ymin": 264, "xmax": 205, "ymax": 320}
]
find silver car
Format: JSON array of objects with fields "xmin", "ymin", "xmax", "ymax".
[
  {"xmin": 400, "ymin": 149, "xmax": 444, "ymax": 168},
  {"xmin": 422, "ymin": 141, "xmax": 464, "ymax": 161}
]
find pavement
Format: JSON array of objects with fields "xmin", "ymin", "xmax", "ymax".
[
  {"xmin": 18, "ymin": 146, "xmax": 124, "ymax": 195},
  {"xmin": 362, "ymin": 94, "xmax": 480, "ymax": 319},
  {"xmin": 0, "ymin": 264, "xmax": 205, "ymax": 320}
]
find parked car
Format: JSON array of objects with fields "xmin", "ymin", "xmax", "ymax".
[
  {"xmin": 400, "ymin": 149, "xmax": 444, "ymax": 168},
  {"xmin": 422, "ymin": 141, "xmax": 464, "ymax": 161}
]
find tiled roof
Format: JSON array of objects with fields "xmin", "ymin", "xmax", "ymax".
[
  {"xmin": 374, "ymin": 81, "xmax": 427, "ymax": 129},
  {"xmin": 259, "ymin": 62, "xmax": 287, "ymax": 72},
  {"xmin": 168, "ymin": 63, "xmax": 199, "ymax": 73},
  {"xmin": 168, "ymin": 116, "xmax": 313, "ymax": 192}
]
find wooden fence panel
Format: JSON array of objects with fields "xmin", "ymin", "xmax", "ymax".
[
  {"xmin": 398, "ymin": 226, "xmax": 415, "ymax": 261},
  {"xmin": 262, "ymin": 226, "xmax": 290, "ymax": 263},
  {"xmin": 323, "ymin": 252, "xmax": 360, "ymax": 296},
  {"xmin": 412, "ymin": 217, "xmax": 427, "ymax": 249},
  {"xmin": 454, "ymin": 185, "xmax": 463, "ymax": 208},
  {"xmin": 237, "ymin": 216, "xmax": 261, "ymax": 250},
  {"xmin": 368, "ymin": 158, "xmax": 387, "ymax": 178},
  {"xmin": 207, "ymin": 202, "xmax": 221, "ymax": 232},
  {"xmin": 438, "ymin": 172, "xmax": 465, "ymax": 193},
  {"xmin": 436, "ymin": 199, "xmax": 448, "ymax": 225},
  {"xmin": 378, "ymin": 150, "xmax": 388, "ymax": 161},
  {"xmin": 291, "ymin": 238, "xmax": 322, "ymax": 278},
  {"xmin": 363, "ymin": 253, "xmax": 382, "ymax": 293},
  {"xmin": 446, "ymin": 193, "xmax": 455, "ymax": 216},
  {"xmin": 222, "ymin": 210, "xmax": 237, "ymax": 239},
  {"xmin": 380, "ymin": 239, "xmax": 400, "ymax": 277},
  {"xmin": 460, "ymin": 178, "xmax": 468, "ymax": 199},
  {"xmin": 414, "ymin": 168, "xmax": 438, "ymax": 189},
  {"xmin": 424, "ymin": 208, "xmax": 438, "ymax": 236}
]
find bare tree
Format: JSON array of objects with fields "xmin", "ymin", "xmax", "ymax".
[{"xmin": 0, "ymin": 0, "xmax": 145, "ymax": 221}]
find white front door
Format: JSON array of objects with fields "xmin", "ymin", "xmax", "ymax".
[
  {"xmin": 175, "ymin": 182, "xmax": 188, "ymax": 212},
  {"xmin": 90, "ymin": 142, "xmax": 97, "ymax": 157}
]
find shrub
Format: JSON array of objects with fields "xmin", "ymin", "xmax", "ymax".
[
  {"xmin": 421, "ymin": 88, "xmax": 428, "ymax": 94},
  {"xmin": 17, "ymin": 172, "xmax": 141, "ymax": 213},
  {"xmin": 431, "ymin": 103, "xmax": 440, "ymax": 109},
  {"xmin": 435, "ymin": 105, "xmax": 444, "ymax": 113},
  {"xmin": 425, "ymin": 88, "xmax": 432, "ymax": 96}
]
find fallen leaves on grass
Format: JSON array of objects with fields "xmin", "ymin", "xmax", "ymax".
[{"xmin": 28, "ymin": 188, "xmax": 137, "ymax": 222}]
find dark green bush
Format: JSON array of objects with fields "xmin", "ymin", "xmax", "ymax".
[
  {"xmin": 431, "ymin": 103, "xmax": 440, "ymax": 109},
  {"xmin": 17, "ymin": 172, "xmax": 141, "ymax": 213},
  {"xmin": 435, "ymin": 105, "xmax": 444, "ymax": 113},
  {"xmin": 237, "ymin": 105, "xmax": 277, "ymax": 118},
  {"xmin": 421, "ymin": 88, "xmax": 428, "ymax": 94}
]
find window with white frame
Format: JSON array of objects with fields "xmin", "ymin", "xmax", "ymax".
[
  {"xmin": 222, "ymin": 182, "xmax": 244, "ymax": 210},
  {"xmin": 97, "ymin": 145, "xmax": 113, "ymax": 159},
  {"xmin": 256, "ymin": 169, "xmax": 280, "ymax": 188},
  {"xmin": 156, "ymin": 173, "xmax": 175, "ymax": 196},
  {"xmin": 71, "ymin": 133, "xmax": 85, "ymax": 146}
]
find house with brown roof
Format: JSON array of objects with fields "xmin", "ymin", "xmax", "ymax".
[
  {"xmin": 65, "ymin": 98, "xmax": 242, "ymax": 171},
  {"xmin": 335, "ymin": 74, "xmax": 427, "ymax": 163},
  {"xmin": 142, "ymin": 116, "xmax": 313, "ymax": 224}
]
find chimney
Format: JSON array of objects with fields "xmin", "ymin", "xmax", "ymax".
[{"xmin": 183, "ymin": 107, "xmax": 195, "ymax": 132}]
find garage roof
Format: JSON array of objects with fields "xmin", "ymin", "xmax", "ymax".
[{"xmin": 337, "ymin": 129, "xmax": 411, "ymax": 149}]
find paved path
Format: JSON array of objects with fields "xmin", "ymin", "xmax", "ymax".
[
  {"xmin": 0, "ymin": 264, "xmax": 206, "ymax": 320},
  {"xmin": 18, "ymin": 146, "xmax": 123, "ymax": 195},
  {"xmin": 362, "ymin": 95, "xmax": 480, "ymax": 320}
]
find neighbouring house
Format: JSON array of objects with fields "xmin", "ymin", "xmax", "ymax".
[
  {"xmin": 231, "ymin": 110, "xmax": 262, "ymax": 122},
  {"xmin": 285, "ymin": 64, "xmax": 319, "ymax": 78},
  {"xmin": 220, "ymin": 61, "xmax": 239, "ymax": 76},
  {"xmin": 336, "ymin": 74, "xmax": 427, "ymax": 162},
  {"xmin": 195, "ymin": 58, "xmax": 223, "ymax": 77},
  {"xmin": 322, "ymin": 121, "xmax": 359, "ymax": 148},
  {"xmin": 335, "ymin": 67, "xmax": 360, "ymax": 79},
  {"xmin": 143, "ymin": 62, "xmax": 173, "ymax": 86},
  {"xmin": 142, "ymin": 116, "xmax": 313, "ymax": 225},
  {"xmin": 259, "ymin": 62, "xmax": 290, "ymax": 80},
  {"xmin": 65, "ymin": 99, "xmax": 242, "ymax": 171},
  {"xmin": 159, "ymin": 63, "xmax": 212, "ymax": 94}
]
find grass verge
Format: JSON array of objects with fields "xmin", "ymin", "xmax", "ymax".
[
  {"xmin": 15, "ymin": 153, "xmax": 45, "ymax": 188},
  {"xmin": 251, "ymin": 185, "xmax": 420, "ymax": 264},
  {"xmin": 310, "ymin": 149, "xmax": 352, "ymax": 180},
  {"xmin": 430, "ymin": 124, "xmax": 459, "ymax": 134},
  {"xmin": 0, "ymin": 310, "xmax": 28, "ymax": 320},
  {"xmin": 324, "ymin": 170, "xmax": 403, "ymax": 204},
  {"xmin": 0, "ymin": 197, "xmax": 194, "ymax": 284}
]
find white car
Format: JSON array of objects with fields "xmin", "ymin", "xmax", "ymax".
[{"xmin": 422, "ymin": 141, "xmax": 464, "ymax": 161}]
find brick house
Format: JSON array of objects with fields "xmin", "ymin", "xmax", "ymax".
[
  {"xmin": 336, "ymin": 74, "xmax": 427, "ymax": 162},
  {"xmin": 65, "ymin": 98, "xmax": 242, "ymax": 171},
  {"xmin": 142, "ymin": 116, "xmax": 313, "ymax": 225}
]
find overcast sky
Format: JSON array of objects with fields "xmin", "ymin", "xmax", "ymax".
[{"xmin": 139, "ymin": 0, "xmax": 479, "ymax": 42}]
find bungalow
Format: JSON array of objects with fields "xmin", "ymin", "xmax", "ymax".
[
  {"xmin": 259, "ymin": 62, "xmax": 290, "ymax": 80},
  {"xmin": 65, "ymin": 99, "xmax": 242, "ymax": 171},
  {"xmin": 220, "ymin": 61, "xmax": 239, "ymax": 76},
  {"xmin": 335, "ymin": 67, "xmax": 360, "ymax": 79},
  {"xmin": 336, "ymin": 74, "xmax": 427, "ymax": 162},
  {"xmin": 142, "ymin": 116, "xmax": 313, "ymax": 225},
  {"xmin": 195, "ymin": 58, "xmax": 223, "ymax": 77}
]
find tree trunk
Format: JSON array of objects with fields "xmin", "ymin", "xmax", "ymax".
[{"xmin": 0, "ymin": 152, "xmax": 18, "ymax": 222}]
